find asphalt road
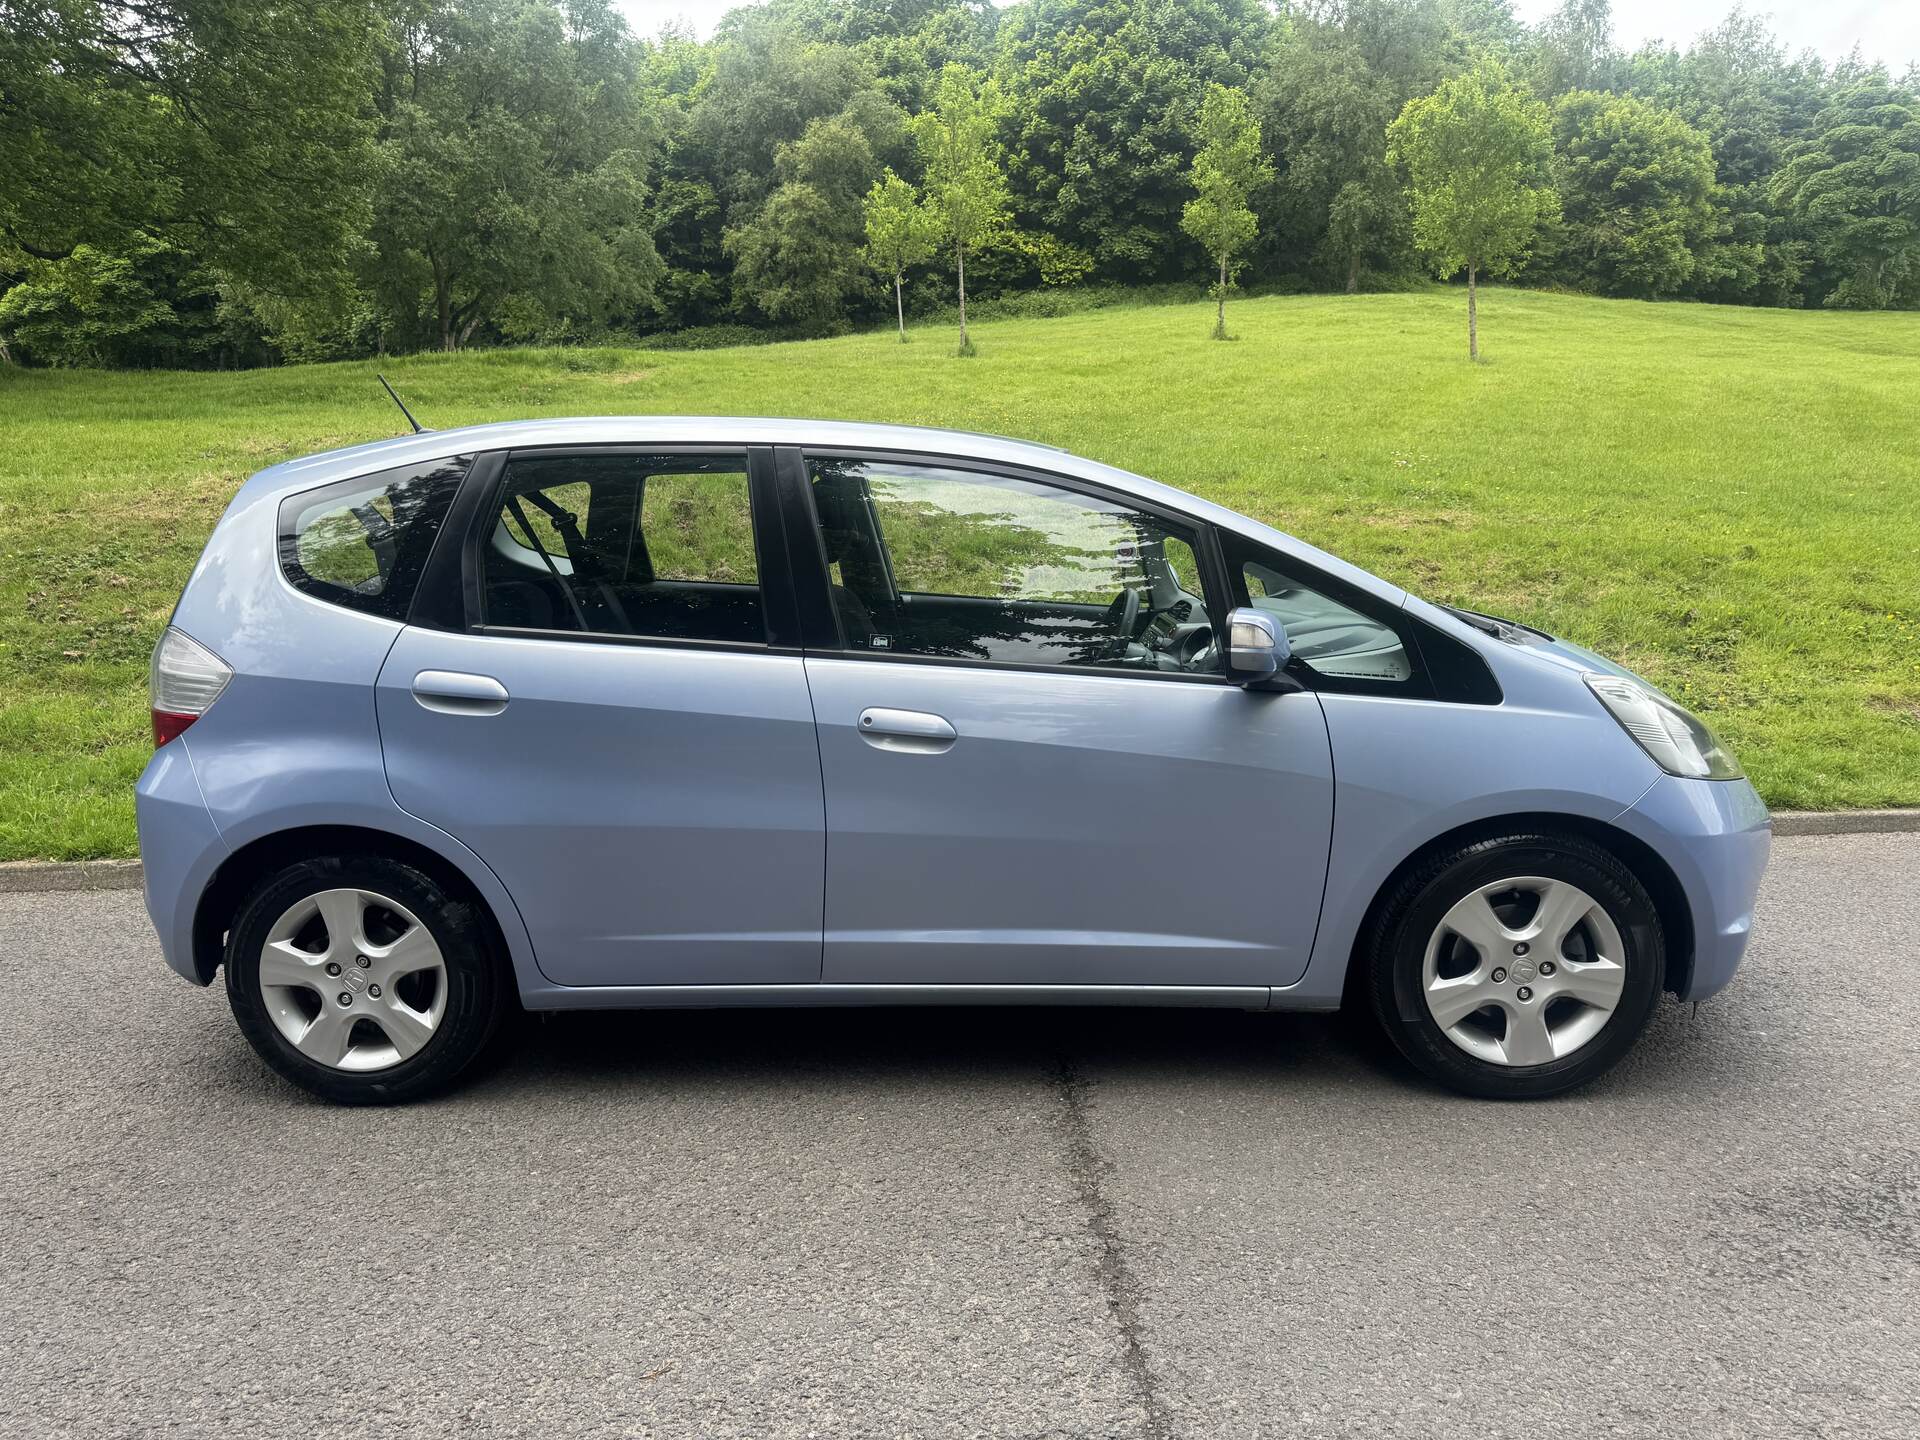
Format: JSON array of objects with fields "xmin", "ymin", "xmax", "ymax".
[{"xmin": 2, "ymin": 833, "xmax": 1916, "ymax": 1439}]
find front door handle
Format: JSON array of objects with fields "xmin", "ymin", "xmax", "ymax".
[
  {"xmin": 412, "ymin": 670, "xmax": 510, "ymax": 716},
  {"xmin": 857, "ymin": 707, "xmax": 957, "ymax": 754}
]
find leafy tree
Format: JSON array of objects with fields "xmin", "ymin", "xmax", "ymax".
[
  {"xmin": 863, "ymin": 171, "xmax": 942, "ymax": 340},
  {"xmin": 0, "ymin": 0, "xmax": 1903, "ymax": 366},
  {"xmin": 646, "ymin": 178, "xmax": 729, "ymax": 330},
  {"xmin": 1388, "ymin": 58, "xmax": 1558, "ymax": 359},
  {"xmin": 0, "ymin": 0, "xmax": 381, "ymax": 301},
  {"xmin": 638, "ymin": 20, "xmax": 728, "ymax": 329},
  {"xmin": 1546, "ymin": 90, "xmax": 1719, "ymax": 297},
  {"xmin": 1324, "ymin": 172, "xmax": 1406, "ymax": 292},
  {"xmin": 1529, "ymin": 0, "xmax": 1618, "ymax": 98},
  {"xmin": 913, "ymin": 64, "xmax": 1011, "ymax": 354},
  {"xmin": 1254, "ymin": 6, "xmax": 1432, "ymax": 291},
  {"xmin": 996, "ymin": 0, "xmax": 1269, "ymax": 280},
  {"xmin": 1439, "ymin": 0, "xmax": 1527, "ymax": 59},
  {"xmin": 1772, "ymin": 77, "xmax": 1920, "ymax": 309},
  {"xmin": 0, "ymin": 237, "xmax": 263, "ymax": 368},
  {"xmin": 726, "ymin": 111, "xmax": 890, "ymax": 331},
  {"xmin": 996, "ymin": 229, "xmax": 1097, "ymax": 285},
  {"xmin": 1181, "ymin": 84, "xmax": 1270, "ymax": 337},
  {"xmin": 658, "ymin": 10, "xmax": 897, "ymax": 331},
  {"xmin": 758, "ymin": 0, "xmax": 997, "ymax": 110},
  {"xmin": 365, "ymin": 0, "xmax": 663, "ymax": 351},
  {"xmin": 1624, "ymin": 11, "xmax": 1829, "ymax": 304},
  {"xmin": 681, "ymin": 9, "xmax": 876, "ymax": 216}
]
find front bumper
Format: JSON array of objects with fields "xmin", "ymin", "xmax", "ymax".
[
  {"xmin": 1615, "ymin": 774, "xmax": 1771, "ymax": 1001},
  {"xmin": 135, "ymin": 741, "xmax": 228, "ymax": 984}
]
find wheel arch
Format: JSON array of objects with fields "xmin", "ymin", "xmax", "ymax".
[
  {"xmin": 191, "ymin": 824, "xmax": 518, "ymax": 987},
  {"xmin": 1343, "ymin": 812, "xmax": 1695, "ymax": 1001}
]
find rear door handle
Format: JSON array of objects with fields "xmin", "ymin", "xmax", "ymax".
[
  {"xmin": 411, "ymin": 670, "xmax": 510, "ymax": 716},
  {"xmin": 857, "ymin": 707, "xmax": 957, "ymax": 754}
]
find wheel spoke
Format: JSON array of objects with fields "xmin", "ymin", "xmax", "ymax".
[
  {"xmin": 314, "ymin": 890, "xmax": 366, "ymax": 959},
  {"xmin": 1498, "ymin": 1003, "xmax": 1557, "ymax": 1066},
  {"xmin": 1527, "ymin": 880, "xmax": 1593, "ymax": 956},
  {"xmin": 1426, "ymin": 975, "xmax": 1497, "ymax": 1030},
  {"xmin": 295, "ymin": 1006, "xmax": 357, "ymax": 1067},
  {"xmin": 1557, "ymin": 958, "xmax": 1626, "ymax": 1010},
  {"xmin": 1440, "ymin": 889, "xmax": 1513, "ymax": 960},
  {"xmin": 375, "ymin": 998, "xmax": 436, "ymax": 1060},
  {"xmin": 259, "ymin": 940, "xmax": 324, "ymax": 990},
  {"xmin": 367, "ymin": 923, "xmax": 440, "ymax": 983}
]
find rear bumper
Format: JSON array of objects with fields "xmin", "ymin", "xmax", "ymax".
[
  {"xmin": 1615, "ymin": 775, "xmax": 1771, "ymax": 1001},
  {"xmin": 135, "ymin": 741, "xmax": 227, "ymax": 984}
]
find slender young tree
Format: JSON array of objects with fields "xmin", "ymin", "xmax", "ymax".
[
  {"xmin": 1181, "ymin": 84, "xmax": 1272, "ymax": 339},
  {"xmin": 912, "ymin": 64, "xmax": 1009, "ymax": 355},
  {"xmin": 1388, "ymin": 58, "xmax": 1558, "ymax": 360},
  {"xmin": 862, "ymin": 170, "xmax": 940, "ymax": 341}
]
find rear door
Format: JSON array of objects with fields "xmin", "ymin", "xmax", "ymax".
[
  {"xmin": 376, "ymin": 445, "xmax": 824, "ymax": 988},
  {"xmin": 786, "ymin": 448, "xmax": 1336, "ymax": 990}
]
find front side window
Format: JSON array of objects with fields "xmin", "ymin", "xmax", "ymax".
[
  {"xmin": 809, "ymin": 458, "xmax": 1219, "ymax": 674},
  {"xmin": 279, "ymin": 456, "xmax": 472, "ymax": 621},
  {"xmin": 1240, "ymin": 556, "xmax": 1412, "ymax": 683},
  {"xmin": 482, "ymin": 453, "xmax": 763, "ymax": 645}
]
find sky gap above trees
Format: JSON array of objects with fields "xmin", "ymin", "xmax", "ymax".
[{"xmin": 1, "ymin": 0, "xmax": 1916, "ymax": 369}]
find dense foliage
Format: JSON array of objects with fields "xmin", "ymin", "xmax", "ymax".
[{"xmin": 2, "ymin": 0, "xmax": 1916, "ymax": 367}]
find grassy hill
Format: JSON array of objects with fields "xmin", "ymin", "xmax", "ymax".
[{"xmin": 2, "ymin": 286, "xmax": 1917, "ymax": 858}]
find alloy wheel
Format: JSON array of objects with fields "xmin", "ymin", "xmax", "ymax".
[
  {"xmin": 1420, "ymin": 876, "xmax": 1627, "ymax": 1067},
  {"xmin": 257, "ymin": 888, "xmax": 447, "ymax": 1072}
]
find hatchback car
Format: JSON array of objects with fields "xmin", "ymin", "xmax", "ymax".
[{"xmin": 137, "ymin": 417, "xmax": 1770, "ymax": 1104}]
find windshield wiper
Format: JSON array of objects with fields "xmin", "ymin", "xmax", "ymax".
[{"xmin": 1442, "ymin": 605, "xmax": 1550, "ymax": 644}]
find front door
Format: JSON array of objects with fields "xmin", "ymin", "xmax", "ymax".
[
  {"xmin": 793, "ymin": 452, "xmax": 1335, "ymax": 989},
  {"xmin": 376, "ymin": 446, "xmax": 824, "ymax": 988}
]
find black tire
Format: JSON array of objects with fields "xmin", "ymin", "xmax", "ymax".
[
  {"xmin": 224, "ymin": 854, "xmax": 511, "ymax": 1105},
  {"xmin": 1363, "ymin": 832, "xmax": 1664, "ymax": 1100}
]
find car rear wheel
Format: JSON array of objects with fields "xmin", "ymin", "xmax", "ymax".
[
  {"xmin": 1364, "ymin": 833, "xmax": 1664, "ymax": 1099},
  {"xmin": 224, "ymin": 855, "xmax": 510, "ymax": 1104}
]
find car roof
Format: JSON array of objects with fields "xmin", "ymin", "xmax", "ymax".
[
  {"xmin": 238, "ymin": 415, "xmax": 1406, "ymax": 606},
  {"xmin": 254, "ymin": 416, "xmax": 1076, "ymax": 489}
]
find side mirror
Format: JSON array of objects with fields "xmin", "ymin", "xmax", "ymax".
[{"xmin": 1226, "ymin": 607, "xmax": 1292, "ymax": 687}]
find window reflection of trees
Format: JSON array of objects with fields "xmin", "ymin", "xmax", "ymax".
[{"xmin": 816, "ymin": 461, "xmax": 1173, "ymax": 669}]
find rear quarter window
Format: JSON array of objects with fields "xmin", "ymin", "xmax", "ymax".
[{"xmin": 278, "ymin": 456, "xmax": 472, "ymax": 620}]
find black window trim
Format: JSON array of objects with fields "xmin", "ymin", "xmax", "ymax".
[
  {"xmin": 777, "ymin": 444, "xmax": 1240, "ymax": 687},
  {"xmin": 427, "ymin": 442, "xmax": 799, "ymax": 654}
]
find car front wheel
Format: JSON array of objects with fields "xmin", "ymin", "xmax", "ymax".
[
  {"xmin": 224, "ymin": 854, "xmax": 510, "ymax": 1104},
  {"xmin": 1364, "ymin": 833, "xmax": 1665, "ymax": 1099}
]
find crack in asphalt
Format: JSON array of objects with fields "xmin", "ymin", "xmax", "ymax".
[{"xmin": 1053, "ymin": 1058, "xmax": 1174, "ymax": 1440}]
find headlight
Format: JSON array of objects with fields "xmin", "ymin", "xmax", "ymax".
[{"xmin": 1585, "ymin": 674, "xmax": 1743, "ymax": 779}]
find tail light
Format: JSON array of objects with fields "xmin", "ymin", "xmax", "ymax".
[{"xmin": 150, "ymin": 627, "xmax": 231, "ymax": 746}]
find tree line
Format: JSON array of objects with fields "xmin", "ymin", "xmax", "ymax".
[{"xmin": 2, "ymin": 0, "xmax": 1917, "ymax": 369}]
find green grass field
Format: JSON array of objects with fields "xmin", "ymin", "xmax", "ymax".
[{"xmin": 2, "ymin": 286, "xmax": 1917, "ymax": 858}]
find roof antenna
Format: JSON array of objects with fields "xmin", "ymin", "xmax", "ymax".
[{"xmin": 377, "ymin": 373, "xmax": 429, "ymax": 434}]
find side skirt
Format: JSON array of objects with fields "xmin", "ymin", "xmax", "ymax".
[{"xmin": 519, "ymin": 983, "xmax": 1274, "ymax": 1012}]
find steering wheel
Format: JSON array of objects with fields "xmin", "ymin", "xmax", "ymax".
[{"xmin": 1102, "ymin": 587, "xmax": 1141, "ymax": 659}]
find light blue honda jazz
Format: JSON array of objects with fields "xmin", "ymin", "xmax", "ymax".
[{"xmin": 137, "ymin": 417, "xmax": 1770, "ymax": 1104}]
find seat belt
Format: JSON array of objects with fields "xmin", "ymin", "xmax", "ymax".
[
  {"xmin": 506, "ymin": 495, "xmax": 591, "ymax": 631},
  {"xmin": 519, "ymin": 490, "xmax": 634, "ymax": 634}
]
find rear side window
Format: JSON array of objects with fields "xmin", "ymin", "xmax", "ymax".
[
  {"xmin": 279, "ymin": 456, "xmax": 472, "ymax": 621},
  {"xmin": 481, "ymin": 452, "xmax": 764, "ymax": 645}
]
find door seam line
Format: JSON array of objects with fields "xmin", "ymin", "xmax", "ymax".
[{"xmin": 798, "ymin": 655, "xmax": 830, "ymax": 984}]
